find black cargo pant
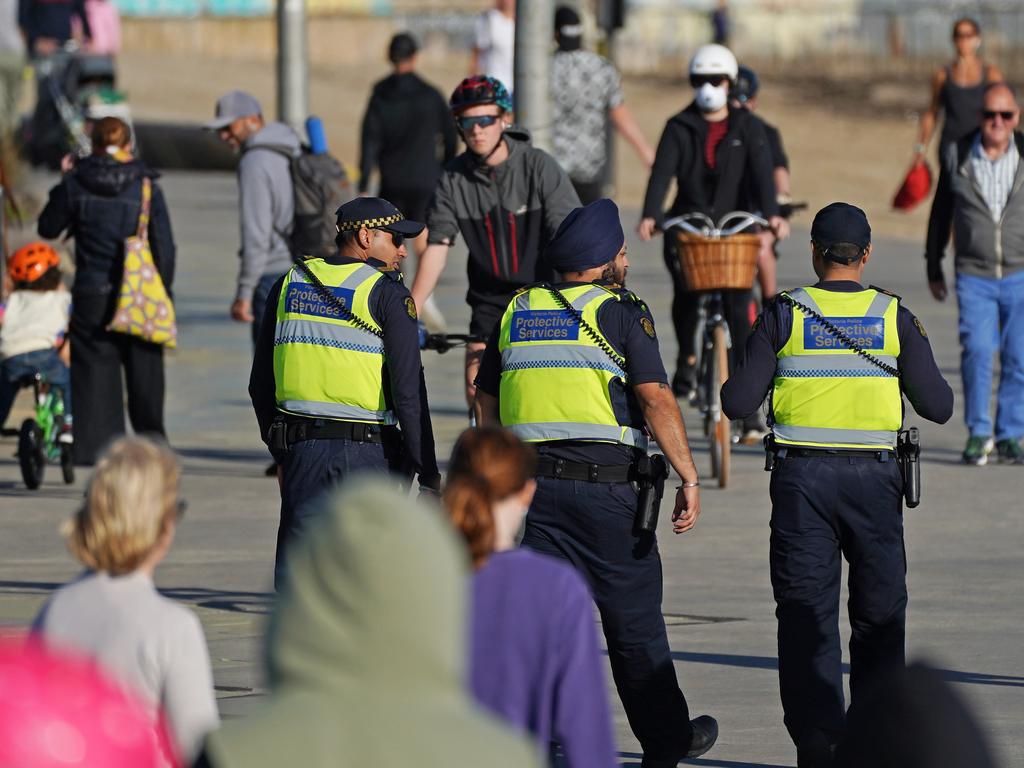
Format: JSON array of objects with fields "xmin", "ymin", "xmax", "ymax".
[
  {"xmin": 69, "ymin": 292, "xmax": 166, "ymax": 465},
  {"xmin": 522, "ymin": 474, "xmax": 693, "ymax": 761},
  {"xmin": 769, "ymin": 452, "xmax": 907, "ymax": 747}
]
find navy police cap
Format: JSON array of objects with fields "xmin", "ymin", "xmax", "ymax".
[
  {"xmin": 335, "ymin": 197, "xmax": 425, "ymax": 237},
  {"xmin": 811, "ymin": 202, "xmax": 871, "ymax": 252}
]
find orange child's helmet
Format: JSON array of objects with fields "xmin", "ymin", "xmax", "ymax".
[{"xmin": 8, "ymin": 242, "xmax": 60, "ymax": 284}]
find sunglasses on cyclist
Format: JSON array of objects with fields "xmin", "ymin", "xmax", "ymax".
[
  {"xmin": 983, "ymin": 110, "xmax": 1016, "ymax": 122},
  {"xmin": 689, "ymin": 74, "xmax": 729, "ymax": 89},
  {"xmin": 456, "ymin": 114, "xmax": 501, "ymax": 132}
]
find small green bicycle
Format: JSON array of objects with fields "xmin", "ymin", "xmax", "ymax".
[{"xmin": 15, "ymin": 373, "xmax": 74, "ymax": 490}]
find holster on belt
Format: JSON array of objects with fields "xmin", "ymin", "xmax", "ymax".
[
  {"xmin": 635, "ymin": 453, "xmax": 669, "ymax": 534},
  {"xmin": 268, "ymin": 417, "xmax": 289, "ymax": 453},
  {"xmin": 897, "ymin": 427, "xmax": 921, "ymax": 508}
]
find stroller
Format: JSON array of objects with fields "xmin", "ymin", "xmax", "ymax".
[{"xmin": 21, "ymin": 47, "xmax": 132, "ymax": 168}]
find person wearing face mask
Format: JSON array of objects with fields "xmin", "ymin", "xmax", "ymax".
[
  {"xmin": 475, "ymin": 199, "xmax": 717, "ymax": 768},
  {"xmin": 638, "ymin": 45, "xmax": 788, "ymax": 439},
  {"xmin": 411, "ymin": 75, "xmax": 580, "ymax": 408},
  {"xmin": 249, "ymin": 197, "xmax": 442, "ymax": 590}
]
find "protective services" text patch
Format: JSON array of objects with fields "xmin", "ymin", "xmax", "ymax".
[
  {"xmin": 804, "ymin": 316, "xmax": 884, "ymax": 350},
  {"xmin": 511, "ymin": 310, "xmax": 580, "ymax": 342},
  {"xmin": 285, "ymin": 283, "xmax": 355, "ymax": 320}
]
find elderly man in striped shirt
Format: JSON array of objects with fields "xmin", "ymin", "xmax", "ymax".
[{"xmin": 926, "ymin": 82, "xmax": 1024, "ymax": 465}]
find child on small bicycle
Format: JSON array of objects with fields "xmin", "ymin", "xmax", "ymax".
[{"xmin": 0, "ymin": 242, "xmax": 73, "ymax": 441}]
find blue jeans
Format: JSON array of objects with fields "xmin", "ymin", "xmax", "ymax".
[
  {"xmin": 252, "ymin": 271, "xmax": 287, "ymax": 347},
  {"xmin": 955, "ymin": 271, "xmax": 1024, "ymax": 440},
  {"xmin": 0, "ymin": 348, "xmax": 71, "ymax": 428}
]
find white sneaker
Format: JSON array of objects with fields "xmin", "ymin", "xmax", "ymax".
[{"xmin": 58, "ymin": 425, "xmax": 74, "ymax": 444}]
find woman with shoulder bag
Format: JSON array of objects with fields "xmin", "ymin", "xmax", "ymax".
[{"xmin": 38, "ymin": 116, "xmax": 176, "ymax": 465}]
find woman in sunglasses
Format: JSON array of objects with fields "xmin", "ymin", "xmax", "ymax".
[
  {"xmin": 410, "ymin": 75, "xmax": 580, "ymax": 407},
  {"xmin": 913, "ymin": 17, "xmax": 1002, "ymax": 170},
  {"xmin": 31, "ymin": 436, "xmax": 219, "ymax": 765}
]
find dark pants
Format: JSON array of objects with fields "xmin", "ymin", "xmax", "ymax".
[
  {"xmin": 522, "ymin": 476, "xmax": 692, "ymax": 760},
  {"xmin": 69, "ymin": 292, "xmax": 165, "ymax": 465},
  {"xmin": 769, "ymin": 453, "xmax": 907, "ymax": 747},
  {"xmin": 572, "ymin": 177, "xmax": 606, "ymax": 206},
  {"xmin": 663, "ymin": 235, "xmax": 753, "ymax": 382},
  {"xmin": 0, "ymin": 347, "xmax": 72, "ymax": 427},
  {"xmin": 275, "ymin": 436, "xmax": 400, "ymax": 590}
]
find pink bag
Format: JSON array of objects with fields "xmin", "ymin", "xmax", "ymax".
[{"xmin": 74, "ymin": 0, "xmax": 122, "ymax": 56}]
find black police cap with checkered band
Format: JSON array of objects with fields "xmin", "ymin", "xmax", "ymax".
[{"xmin": 335, "ymin": 197, "xmax": 425, "ymax": 237}]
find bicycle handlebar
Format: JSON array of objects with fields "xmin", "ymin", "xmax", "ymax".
[
  {"xmin": 662, "ymin": 211, "xmax": 769, "ymax": 238},
  {"xmin": 422, "ymin": 333, "xmax": 486, "ymax": 354}
]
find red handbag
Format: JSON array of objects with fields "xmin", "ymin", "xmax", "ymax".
[{"xmin": 893, "ymin": 162, "xmax": 933, "ymax": 211}]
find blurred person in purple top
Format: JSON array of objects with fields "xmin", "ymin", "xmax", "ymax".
[{"xmin": 445, "ymin": 427, "xmax": 618, "ymax": 768}]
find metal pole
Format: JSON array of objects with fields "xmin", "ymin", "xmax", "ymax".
[
  {"xmin": 276, "ymin": 0, "xmax": 309, "ymax": 130},
  {"xmin": 514, "ymin": 0, "xmax": 554, "ymax": 153}
]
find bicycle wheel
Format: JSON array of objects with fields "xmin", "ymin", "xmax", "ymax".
[
  {"xmin": 60, "ymin": 444, "xmax": 75, "ymax": 485},
  {"xmin": 710, "ymin": 325, "xmax": 731, "ymax": 489},
  {"xmin": 18, "ymin": 419, "xmax": 46, "ymax": 490}
]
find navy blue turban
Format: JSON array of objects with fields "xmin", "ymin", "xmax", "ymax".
[{"xmin": 545, "ymin": 198, "xmax": 625, "ymax": 273}]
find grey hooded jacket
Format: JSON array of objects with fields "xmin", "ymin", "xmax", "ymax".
[
  {"xmin": 926, "ymin": 129, "xmax": 1024, "ymax": 282},
  {"xmin": 236, "ymin": 122, "xmax": 301, "ymax": 301}
]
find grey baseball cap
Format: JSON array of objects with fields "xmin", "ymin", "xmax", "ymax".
[{"xmin": 204, "ymin": 90, "xmax": 263, "ymax": 130}]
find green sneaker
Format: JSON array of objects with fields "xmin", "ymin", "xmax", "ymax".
[
  {"xmin": 996, "ymin": 438, "xmax": 1024, "ymax": 465},
  {"xmin": 962, "ymin": 436, "xmax": 994, "ymax": 466}
]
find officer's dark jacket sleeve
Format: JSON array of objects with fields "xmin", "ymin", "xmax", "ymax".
[
  {"xmin": 373, "ymin": 277, "xmax": 441, "ymax": 485},
  {"xmin": 721, "ymin": 298, "xmax": 787, "ymax": 420},
  {"xmin": 249, "ymin": 275, "xmax": 286, "ymax": 450},
  {"xmin": 896, "ymin": 307, "xmax": 953, "ymax": 423}
]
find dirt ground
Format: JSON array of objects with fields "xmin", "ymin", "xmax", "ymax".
[{"xmin": 118, "ymin": 49, "xmax": 934, "ymax": 244}]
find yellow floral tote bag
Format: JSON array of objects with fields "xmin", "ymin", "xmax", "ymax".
[{"xmin": 107, "ymin": 178, "xmax": 178, "ymax": 348}]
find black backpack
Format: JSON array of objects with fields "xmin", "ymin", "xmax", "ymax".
[{"xmin": 249, "ymin": 143, "xmax": 353, "ymax": 259}]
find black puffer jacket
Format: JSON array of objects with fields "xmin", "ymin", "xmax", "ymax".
[
  {"xmin": 642, "ymin": 103, "xmax": 778, "ymax": 224},
  {"xmin": 38, "ymin": 155, "xmax": 176, "ymax": 296}
]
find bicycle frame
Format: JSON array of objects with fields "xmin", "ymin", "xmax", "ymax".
[{"xmin": 31, "ymin": 374, "xmax": 66, "ymax": 462}]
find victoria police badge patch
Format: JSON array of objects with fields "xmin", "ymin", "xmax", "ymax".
[
  {"xmin": 913, "ymin": 316, "xmax": 928, "ymax": 338},
  {"xmin": 404, "ymin": 297, "xmax": 418, "ymax": 320},
  {"xmin": 640, "ymin": 317, "xmax": 656, "ymax": 338}
]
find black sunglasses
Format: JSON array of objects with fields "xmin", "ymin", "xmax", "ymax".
[
  {"xmin": 690, "ymin": 74, "xmax": 729, "ymax": 89},
  {"xmin": 456, "ymin": 114, "xmax": 501, "ymax": 132},
  {"xmin": 983, "ymin": 110, "xmax": 1016, "ymax": 121}
]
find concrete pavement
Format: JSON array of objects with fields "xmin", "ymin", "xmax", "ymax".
[{"xmin": 0, "ymin": 171, "xmax": 1020, "ymax": 767}]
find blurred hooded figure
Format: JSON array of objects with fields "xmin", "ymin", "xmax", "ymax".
[{"xmin": 197, "ymin": 478, "xmax": 542, "ymax": 768}]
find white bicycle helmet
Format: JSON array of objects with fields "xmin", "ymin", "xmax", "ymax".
[{"xmin": 689, "ymin": 44, "xmax": 738, "ymax": 80}]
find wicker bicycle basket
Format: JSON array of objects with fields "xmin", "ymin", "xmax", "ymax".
[{"xmin": 675, "ymin": 232, "xmax": 761, "ymax": 291}]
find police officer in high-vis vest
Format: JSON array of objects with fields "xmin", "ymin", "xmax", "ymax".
[
  {"xmin": 722, "ymin": 203, "xmax": 953, "ymax": 768},
  {"xmin": 250, "ymin": 198, "xmax": 441, "ymax": 589},
  {"xmin": 475, "ymin": 199, "xmax": 719, "ymax": 767}
]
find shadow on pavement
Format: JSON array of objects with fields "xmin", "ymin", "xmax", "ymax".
[
  {"xmin": 618, "ymin": 752, "xmax": 788, "ymax": 768},
  {"xmin": 0, "ymin": 580, "xmax": 274, "ymax": 615}
]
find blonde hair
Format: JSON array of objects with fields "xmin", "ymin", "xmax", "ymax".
[{"xmin": 64, "ymin": 436, "xmax": 182, "ymax": 575}]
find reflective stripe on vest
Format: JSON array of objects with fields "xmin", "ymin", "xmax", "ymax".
[
  {"xmin": 497, "ymin": 284, "xmax": 648, "ymax": 450},
  {"xmin": 772, "ymin": 286, "xmax": 902, "ymax": 449},
  {"xmin": 273, "ymin": 260, "xmax": 396, "ymax": 425}
]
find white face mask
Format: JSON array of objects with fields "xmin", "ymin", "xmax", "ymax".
[{"xmin": 695, "ymin": 82, "xmax": 728, "ymax": 112}]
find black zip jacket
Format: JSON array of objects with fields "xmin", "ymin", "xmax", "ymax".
[
  {"xmin": 358, "ymin": 72, "xmax": 457, "ymax": 196},
  {"xmin": 426, "ymin": 129, "xmax": 581, "ymax": 310},
  {"xmin": 642, "ymin": 102, "xmax": 779, "ymax": 224},
  {"xmin": 38, "ymin": 155, "xmax": 176, "ymax": 297}
]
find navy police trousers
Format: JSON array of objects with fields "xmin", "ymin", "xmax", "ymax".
[
  {"xmin": 275, "ymin": 438, "xmax": 398, "ymax": 590},
  {"xmin": 522, "ymin": 476, "xmax": 692, "ymax": 761},
  {"xmin": 769, "ymin": 453, "xmax": 907, "ymax": 747}
]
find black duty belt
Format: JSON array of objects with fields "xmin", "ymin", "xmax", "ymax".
[
  {"xmin": 777, "ymin": 446, "xmax": 894, "ymax": 461},
  {"xmin": 535, "ymin": 457, "xmax": 634, "ymax": 483},
  {"xmin": 286, "ymin": 419, "xmax": 392, "ymax": 445}
]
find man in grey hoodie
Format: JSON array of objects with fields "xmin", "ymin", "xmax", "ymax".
[{"xmin": 207, "ymin": 90, "xmax": 301, "ymax": 344}]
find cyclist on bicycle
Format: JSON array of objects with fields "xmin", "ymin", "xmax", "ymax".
[
  {"xmin": 410, "ymin": 75, "xmax": 580, "ymax": 406},
  {"xmin": 0, "ymin": 242, "xmax": 72, "ymax": 439},
  {"xmin": 732, "ymin": 64, "xmax": 792, "ymax": 300},
  {"xmin": 638, "ymin": 44, "xmax": 788, "ymax": 441}
]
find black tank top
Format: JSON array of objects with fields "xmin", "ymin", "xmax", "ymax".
[{"xmin": 940, "ymin": 64, "xmax": 989, "ymax": 149}]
